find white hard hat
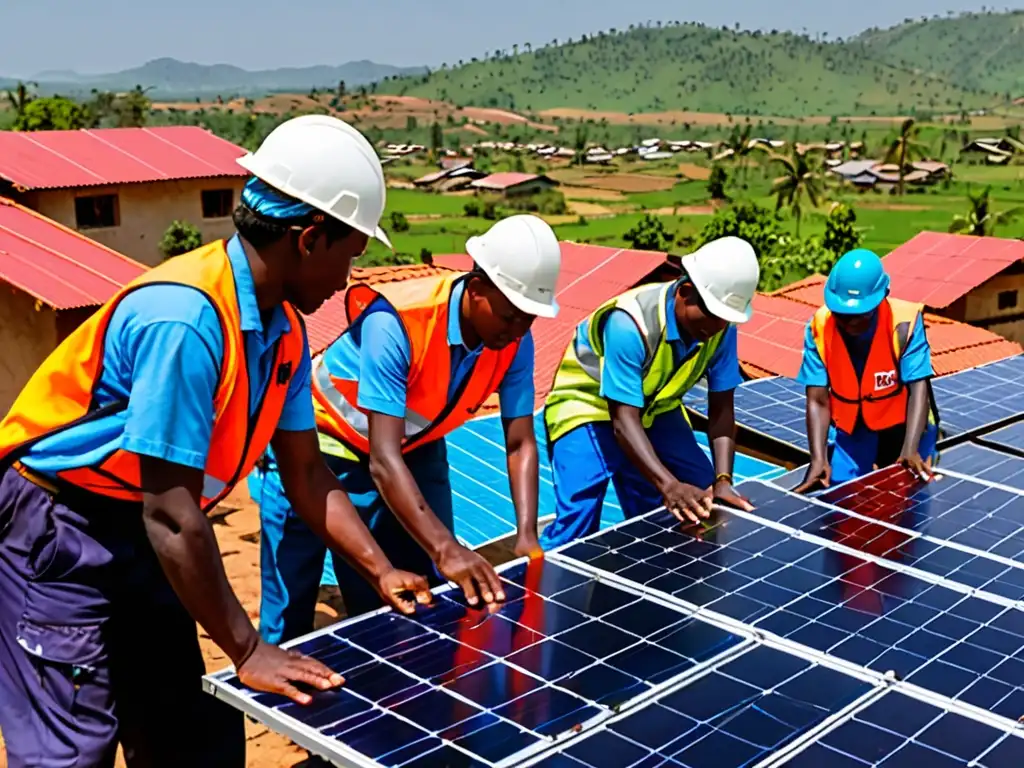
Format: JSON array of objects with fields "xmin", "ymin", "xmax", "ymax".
[
  {"xmin": 236, "ymin": 114, "xmax": 392, "ymax": 249},
  {"xmin": 681, "ymin": 236, "xmax": 759, "ymax": 324},
  {"xmin": 465, "ymin": 215, "xmax": 561, "ymax": 318}
]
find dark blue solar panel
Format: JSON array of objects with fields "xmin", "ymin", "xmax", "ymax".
[
  {"xmin": 557, "ymin": 507, "xmax": 1024, "ymax": 720},
  {"xmin": 977, "ymin": 420, "xmax": 1024, "ymax": 457},
  {"xmin": 685, "ymin": 377, "xmax": 810, "ymax": 454},
  {"xmin": 529, "ymin": 646, "xmax": 872, "ymax": 768},
  {"xmin": 216, "ymin": 559, "xmax": 747, "ymax": 766},
  {"xmin": 931, "ymin": 355, "xmax": 1024, "ymax": 442},
  {"xmin": 938, "ymin": 443, "xmax": 1024, "ymax": 491},
  {"xmin": 782, "ymin": 690, "xmax": 1024, "ymax": 766}
]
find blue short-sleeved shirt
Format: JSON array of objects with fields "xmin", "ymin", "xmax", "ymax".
[
  {"xmin": 573, "ymin": 282, "xmax": 743, "ymax": 409},
  {"xmin": 21, "ymin": 235, "xmax": 315, "ymax": 477},
  {"xmin": 321, "ymin": 277, "xmax": 535, "ymax": 421}
]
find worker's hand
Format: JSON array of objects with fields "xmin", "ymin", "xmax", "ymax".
[
  {"xmin": 375, "ymin": 568, "xmax": 434, "ymax": 615},
  {"xmin": 896, "ymin": 452, "xmax": 934, "ymax": 483},
  {"xmin": 662, "ymin": 481, "xmax": 713, "ymax": 525},
  {"xmin": 436, "ymin": 542, "xmax": 507, "ymax": 607},
  {"xmin": 713, "ymin": 480, "xmax": 755, "ymax": 512},
  {"xmin": 794, "ymin": 460, "xmax": 831, "ymax": 494},
  {"xmin": 513, "ymin": 533, "xmax": 544, "ymax": 560},
  {"xmin": 237, "ymin": 641, "xmax": 344, "ymax": 706}
]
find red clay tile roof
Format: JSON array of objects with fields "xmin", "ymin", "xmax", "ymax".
[
  {"xmin": 0, "ymin": 197, "xmax": 146, "ymax": 309},
  {"xmin": 303, "ymin": 263, "xmax": 457, "ymax": 354},
  {"xmin": 741, "ymin": 274, "xmax": 1022, "ymax": 379},
  {"xmin": 470, "ymin": 172, "xmax": 548, "ymax": 191},
  {"xmin": 0, "ymin": 126, "xmax": 248, "ymax": 190},
  {"xmin": 881, "ymin": 231, "xmax": 1024, "ymax": 308}
]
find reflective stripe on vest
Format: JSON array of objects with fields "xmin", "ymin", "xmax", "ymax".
[
  {"xmin": 0, "ymin": 240, "xmax": 306, "ymax": 513},
  {"xmin": 810, "ymin": 297, "xmax": 922, "ymax": 434},
  {"xmin": 312, "ymin": 273, "xmax": 521, "ymax": 456},
  {"xmin": 545, "ymin": 281, "xmax": 724, "ymax": 444}
]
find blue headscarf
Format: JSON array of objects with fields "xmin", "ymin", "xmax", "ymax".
[{"xmin": 241, "ymin": 177, "xmax": 317, "ymax": 220}]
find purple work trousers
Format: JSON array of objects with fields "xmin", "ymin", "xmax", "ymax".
[{"xmin": 0, "ymin": 468, "xmax": 245, "ymax": 767}]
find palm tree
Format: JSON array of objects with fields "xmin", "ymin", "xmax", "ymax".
[
  {"xmin": 949, "ymin": 186, "xmax": 1023, "ymax": 237},
  {"xmin": 714, "ymin": 123, "xmax": 753, "ymax": 183},
  {"xmin": 761, "ymin": 146, "xmax": 825, "ymax": 237},
  {"xmin": 6, "ymin": 81, "xmax": 36, "ymax": 117},
  {"xmin": 884, "ymin": 118, "xmax": 928, "ymax": 196}
]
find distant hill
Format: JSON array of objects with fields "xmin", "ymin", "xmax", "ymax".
[
  {"xmin": 855, "ymin": 11, "xmax": 1024, "ymax": 99},
  {"xmin": 0, "ymin": 57, "xmax": 426, "ymax": 99},
  {"xmin": 374, "ymin": 22, "xmax": 999, "ymax": 118}
]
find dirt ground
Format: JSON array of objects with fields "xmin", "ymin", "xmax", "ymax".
[{"xmin": 0, "ymin": 488, "xmax": 344, "ymax": 768}]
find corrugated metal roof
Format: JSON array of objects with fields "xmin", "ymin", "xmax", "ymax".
[
  {"xmin": 743, "ymin": 274, "xmax": 1022, "ymax": 378},
  {"xmin": 0, "ymin": 126, "xmax": 249, "ymax": 190},
  {"xmin": 0, "ymin": 197, "xmax": 146, "ymax": 309},
  {"xmin": 882, "ymin": 231, "xmax": 1024, "ymax": 308},
  {"xmin": 470, "ymin": 172, "xmax": 547, "ymax": 191}
]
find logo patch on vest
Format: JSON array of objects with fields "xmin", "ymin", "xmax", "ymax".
[{"xmin": 873, "ymin": 370, "xmax": 897, "ymax": 391}]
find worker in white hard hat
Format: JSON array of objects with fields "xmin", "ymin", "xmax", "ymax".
[
  {"xmin": 253, "ymin": 214, "xmax": 563, "ymax": 643},
  {"xmin": 0, "ymin": 115, "xmax": 433, "ymax": 768},
  {"xmin": 541, "ymin": 236, "xmax": 760, "ymax": 548}
]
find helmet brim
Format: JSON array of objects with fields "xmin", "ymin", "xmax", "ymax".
[
  {"xmin": 824, "ymin": 288, "xmax": 885, "ymax": 315},
  {"xmin": 466, "ymin": 238, "xmax": 560, "ymax": 318},
  {"xmin": 682, "ymin": 253, "xmax": 753, "ymax": 324}
]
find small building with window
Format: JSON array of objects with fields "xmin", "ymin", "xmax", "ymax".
[
  {"xmin": 881, "ymin": 232, "xmax": 1024, "ymax": 344},
  {"xmin": 0, "ymin": 126, "xmax": 249, "ymax": 266}
]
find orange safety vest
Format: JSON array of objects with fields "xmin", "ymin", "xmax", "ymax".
[
  {"xmin": 0, "ymin": 240, "xmax": 306, "ymax": 512},
  {"xmin": 810, "ymin": 297, "xmax": 923, "ymax": 435},
  {"xmin": 312, "ymin": 274, "xmax": 520, "ymax": 456}
]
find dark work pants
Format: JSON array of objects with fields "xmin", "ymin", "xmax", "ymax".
[{"xmin": 0, "ymin": 467, "xmax": 245, "ymax": 768}]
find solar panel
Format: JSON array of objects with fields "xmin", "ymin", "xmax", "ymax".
[
  {"xmin": 551, "ymin": 505, "xmax": 1024, "ymax": 724},
  {"xmin": 938, "ymin": 443, "xmax": 1024, "ymax": 492},
  {"xmin": 931, "ymin": 354, "xmax": 1024, "ymax": 445},
  {"xmin": 685, "ymin": 377, "xmax": 810, "ymax": 456},
  {"xmin": 977, "ymin": 420, "xmax": 1024, "ymax": 459},
  {"xmin": 779, "ymin": 690, "xmax": 1024, "ymax": 767}
]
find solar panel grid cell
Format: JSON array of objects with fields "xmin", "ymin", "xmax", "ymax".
[
  {"xmin": 977, "ymin": 420, "xmax": 1024, "ymax": 458},
  {"xmin": 685, "ymin": 378, "xmax": 809, "ymax": 455},
  {"xmin": 930, "ymin": 354, "xmax": 1024, "ymax": 442},
  {"xmin": 938, "ymin": 443, "xmax": 1024, "ymax": 492}
]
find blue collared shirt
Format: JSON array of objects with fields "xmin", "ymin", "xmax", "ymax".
[
  {"xmin": 321, "ymin": 277, "xmax": 535, "ymax": 421},
  {"xmin": 21, "ymin": 235, "xmax": 314, "ymax": 476},
  {"xmin": 572, "ymin": 281, "xmax": 742, "ymax": 409}
]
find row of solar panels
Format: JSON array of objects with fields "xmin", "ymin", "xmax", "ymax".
[{"xmin": 206, "ymin": 435, "xmax": 1024, "ymax": 766}]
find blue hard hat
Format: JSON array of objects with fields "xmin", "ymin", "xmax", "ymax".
[{"xmin": 824, "ymin": 249, "xmax": 890, "ymax": 314}]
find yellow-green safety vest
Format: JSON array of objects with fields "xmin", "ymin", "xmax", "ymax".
[{"xmin": 545, "ymin": 281, "xmax": 725, "ymax": 444}]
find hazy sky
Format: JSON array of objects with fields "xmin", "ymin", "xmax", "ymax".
[{"xmin": 0, "ymin": 0, "xmax": 1006, "ymax": 76}]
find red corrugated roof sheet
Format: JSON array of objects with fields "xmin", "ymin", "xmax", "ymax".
[
  {"xmin": 0, "ymin": 126, "xmax": 248, "ymax": 190},
  {"xmin": 881, "ymin": 231, "xmax": 1024, "ymax": 308},
  {"xmin": 302, "ymin": 244, "xmax": 669, "ymax": 412},
  {"xmin": 741, "ymin": 274, "xmax": 1022, "ymax": 379},
  {"xmin": 0, "ymin": 197, "xmax": 146, "ymax": 308},
  {"xmin": 470, "ymin": 172, "xmax": 543, "ymax": 191}
]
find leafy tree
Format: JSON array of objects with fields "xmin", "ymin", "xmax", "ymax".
[
  {"xmin": 430, "ymin": 121, "xmax": 444, "ymax": 157},
  {"xmin": 14, "ymin": 96, "xmax": 88, "ymax": 131},
  {"xmin": 949, "ymin": 186, "xmax": 1023, "ymax": 236},
  {"xmin": 695, "ymin": 201, "xmax": 785, "ymax": 286},
  {"xmin": 481, "ymin": 200, "xmax": 498, "ymax": 220},
  {"xmin": 389, "ymin": 211, "xmax": 411, "ymax": 232},
  {"xmin": 159, "ymin": 220, "xmax": 203, "ymax": 260},
  {"xmin": 116, "ymin": 85, "xmax": 153, "ymax": 127},
  {"xmin": 6, "ymin": 81, "xmax": 36, "ymax": 117},
  {"xmin": 707, "ymin": 164, "xmax": 729, "ymax": 201},
  {"xmin": 821, "ymin": 202, "xmax": 863, "ymax": 257},
  {"xmin": 463, "ymin": 201, "xmax": 481, "ymax": 217},
  {"xmin": 624, "ymin": 214, "xmax": 671, "ymax": 251}
]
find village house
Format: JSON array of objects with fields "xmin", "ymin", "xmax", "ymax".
[
  {"xmin": 959, "ymin": 138, "xmax": 1018, "ymax": 165},
  {"xmin": 469, "ymin": 172, "xmax": 558, "ymax": 198},
  {"xmin": 829, "ymin": 159, "xmax": 950, "ymax": 191},
  {"xmin": 412, "ymin": 161, "xmax": 486, "ymax": 191},
  {"xmin": 0, "ymin": 197, "xmax": 146, "ymax": 412},
  {"xmin": 0, "ymin": 126, "xmax": 249, "ymax": 267}
]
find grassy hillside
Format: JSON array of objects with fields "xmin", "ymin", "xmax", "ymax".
[
  {"xmin": 855, "ymin": 11, "xmax": 1024, "ymax": 99},
  {"xmin": 376, "ymin": 23, "xmax": 995, "ymax": 117}
]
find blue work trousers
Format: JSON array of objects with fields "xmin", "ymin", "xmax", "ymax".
[
  {"xmin": 0, "ymin": 468, "xmax": 244, "ymax": 768},
  {"xmin": 830, "ymin": 422, "xmax": 939, "ymax": 485},
  {"xmin": 256, "ymin": 440, "xmax": 453, "ymax": 645},
  {"xmin": 540, "ymin": 409, "xmax": 715, "ymax": 550}
]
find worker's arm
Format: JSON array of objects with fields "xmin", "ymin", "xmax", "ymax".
[
  {"xmin": 794, "ymin": 324, "xmax": 832, "ymax": 493},
  {"xmin": 503, "ymin": 415, "xmax": 540, "ymax": 557},
  {"xmin": 497, "ymin": 332, "xmax": 540, "ymax": 557},
  {"xmin": 706, "ymin": 389, "xmax": 754, "ymax": 511},
  {"xmin": 895, "ymin": 316, "xmax": 935, "ymax": 481},
  {"xmin": 703, "ymin": 327, "xmax": 753, "ymax": 511},
  {"xmin": 368, "ymin": 413, "xmax": 505, "ymax": 606},
  {"xmin": 271, "ymin": 428, "xmax": 433, "ymax": 613},
  {"xmin": 796, "ymin": 385, "xmax": 833, "ymax": 493},
  {"xmin": 141, "ymin": 458, "xmax": 341, "ymax": 704}
]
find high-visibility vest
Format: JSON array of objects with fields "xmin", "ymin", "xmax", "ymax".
[
  {"xmin": 0, "ymin": 240, "xmax": 306, "ymax": 512},
  {"xmin": 810, "ymin": 297, "xmax": 926, "ymax": 434},
  {"xmin": 545, "ymin": 281, "xmax": 725, "ymax": 444},
  {"xmin": 311, "ymin": 274, "xmax": 521, "ymax": 456}
]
